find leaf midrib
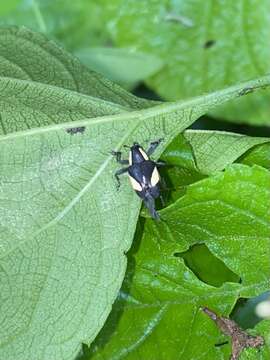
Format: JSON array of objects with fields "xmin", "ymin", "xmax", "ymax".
[
  {"xmin": 1, "ymin": 74, "xmax": 270, "ymax": 142},
  {"xmin": 2, "ymin": 74, "xmax": 270, "ymax": 259}
]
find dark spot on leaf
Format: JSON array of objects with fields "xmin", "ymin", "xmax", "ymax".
[
  {"xmin": 204, "ymin": 40, "xmax": 216, "ymax": 49},
  {"xmin": 238, "ymin": 87, "xmax": 254, "ymax": 97},
  {"xmin": 66, "ymin": 126, "xmax": 86, "ymax": 135},
  {"xmin": 215, "ymin": 341, "xmax": 229, "ymax": 347},
  {"xmin": 174, "ymin": 243, "xmax": 240, "ymax": 287}
]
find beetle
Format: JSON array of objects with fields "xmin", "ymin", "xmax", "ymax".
[{"xmin": 112, "ymin": 139, "xmax": 165, "ymax": 220}]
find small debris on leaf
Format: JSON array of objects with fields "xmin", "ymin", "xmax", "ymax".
[
  {"xmin": 238, "ymin": 87, "xmax": 254, "ymax": 97},
  {"xmin": 164, "ymin": 12, "xmax": 194, "ymax": 27},
  {"xmin": 204, "ymin": 40, "xmax": 216, "ymax": 49},
  {"xmin": 66, "ymin": 126, "xmax": 86, "ymax": 135},
  {"xmin": 201, "ymin": 306, "xmax": 264, "ymax": 360}
]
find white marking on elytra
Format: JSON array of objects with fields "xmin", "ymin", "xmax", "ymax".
[
  {"xmin": 138, "ymin": 147, "xmax": 149, "ymax": 160},
  {"xmin": 129, "ymin": 151, "xmax": 132, "ymax": 165},
  {"xmin": 129, "ymin": 175, "xmax": 143, "ymax": 192},
  {"xmin": 150, "ymin": 166, "xmax": 160, "ymax": 186}
]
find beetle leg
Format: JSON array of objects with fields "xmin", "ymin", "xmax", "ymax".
[
  {"xmin": 114, "ymin": 167, "xmax": 129, "ymax": 190},
  {"xmin": 159, "ymin": 194, "xmax": 165, "ymax": 207},
  {"xmin": 147, "ymin": 138, "xmax": 163, "ymax": 156},
  {"xmin": 111, "ymin": 150, "xmax": 129, "ymax": 165}
]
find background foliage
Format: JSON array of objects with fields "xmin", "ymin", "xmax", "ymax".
[{"xmin": 0, "ymin": 1, "xmax": 269, "ymax": 360}]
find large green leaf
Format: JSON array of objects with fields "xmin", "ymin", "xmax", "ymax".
[
  {"xmin": 2, "ymin": 27, "xmax": 270, "ymax": 360},
  {"xmin": 84, "ymin": 164, "xmax": 270, "ymax": 360},
  {"xmin": 183, "ymin": 130, "xmax": 270, "ymax": 174},
  {"xmin": 101, "ymin": 0, "xmax": 270, "ymax": 125}
]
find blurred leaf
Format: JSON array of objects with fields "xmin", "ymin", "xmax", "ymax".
[
  {"xmin": 0, "ymin": 0, "xmax": 110, "ymax": 49},
  {"xmin": 102, "ymin": 0, "xmax": 270, "ymax": 125},
  {"xmin": 76, "ymin": 47, "xmax": 163, "ymax": 86},
  {"xmin": 2, "ymin": 27, "xmax": 269, "ymax": 360},
  {"xmin": 0, "ymin": 0, "xmax": 19, "ymax": 15},
  {"xmin": 83, "ymin": 165, "xmax": 269, "ymax": 360},
  {"xmin": 183, "ymin": 130, "xmax": 270, "ymax": 174}
]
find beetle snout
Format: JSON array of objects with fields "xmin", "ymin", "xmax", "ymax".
[{"xmin": 149, "ymin": 185, "xmax": 160, "ymax": 199}]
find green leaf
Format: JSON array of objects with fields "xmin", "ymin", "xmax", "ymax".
[
  {"xmin": 158, "ymin": 135, "xmax": 204, "ymax": 204},
  {"xmin": 161, "ymin": 134, "xmax": 196, "ymax": 169},
  {"xmin": 1, "ymin": 27, "xmax": 270, "ymax": 360},
  {"xmin": 0, "ymin": 0, "xmax": 19, "ymax": 16},
  {"xmin": 102, "ymin": 0, "xmax": 270, "ymax": 125},
  {"xmin": 183, "ymin": 130, "xmax": 270, "ymax": 174},
  {"xmin": 84, "ymin": 164, "xmax": 269, "ymax": 360},
  {"xmin": 0, "ymin": 0, "xmax": 110, "ymax": 49},
  {"xmin": 159, "ymin": 165, "xmax": 205, "ymax": 205},
  {"xmin": 84, "ymin": 219, "xmax": 238, "ymax": 360},
  {"xmin": 160, "ymin": 164, "xmax": 270, "ymax": 295},
  {"xmin": 239, "ymin": 143, "xmax": 270, "ymax": 170},
  {"xmin": 76, "ymin": 47, "xmax": 164, "ymax": 86},
  {"xmin": 158, "ymin": 130, "xmax": 270, "ymax": 205}
]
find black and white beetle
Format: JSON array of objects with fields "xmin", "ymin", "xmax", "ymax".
[{"xmin": 112, "ymin": 139, "xmax": 165, "ymax": 220}]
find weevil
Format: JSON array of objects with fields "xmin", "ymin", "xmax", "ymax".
[{"xmin": 112, "ymin": 139, "xmax": 165, "ymax": 220}]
